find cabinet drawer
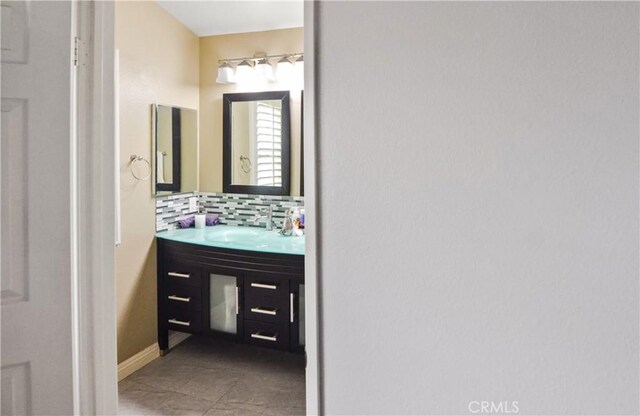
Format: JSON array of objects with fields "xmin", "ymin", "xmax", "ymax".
[
  {"xmin": 244, "ymin": 275, "xmax": 288, "ymax": 301},
  {"xmin": 244, "ymin": 291, "xmax": 290, "ymax": 324},
  {"xmin": 244, "ymin": 320, "xmax": 289, "ymax": 351},
  {"xmin": 165, "ymin": 260, "xmax": 200, "ymax": 287},
  {"xmin": 166, "ymin": 305, "xmax": 201, "ymax": 333},
  {"xmin": 166, "ymin": 284, "xmax": 201, "ymax": 311}
]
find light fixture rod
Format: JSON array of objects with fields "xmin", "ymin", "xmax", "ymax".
[{"xmin": 219, "ymin": 52, "xmax": 303, "ymax": 65}]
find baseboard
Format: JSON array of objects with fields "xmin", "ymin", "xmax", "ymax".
[
  {"xmin": 117, "ymin": 332, "xmax": 192, "ymax": 381},
  {"xmin": 117, "ymin": 344, "xmax": 159, "ymax": 381},
  {"xmin": 168, "ymin": 331, "xmax": 191, "ymax": 349}
]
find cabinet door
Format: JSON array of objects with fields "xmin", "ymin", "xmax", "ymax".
[
  {"xmin": 203, "ymin": 267, "xmax": 243, "ymax": 340},
  {"xmin": 289, "ymin": 281, "xmax": 305, "ymax": 352}
]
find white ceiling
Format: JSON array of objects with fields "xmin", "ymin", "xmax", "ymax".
[{"xmin": 155, "ymin": 1, "xmax": 303, "ymax": 37}]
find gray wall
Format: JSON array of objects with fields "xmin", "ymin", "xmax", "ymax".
[{"xmin": 316, "ymin": 2, "xmax": 639, "ymax": 415}]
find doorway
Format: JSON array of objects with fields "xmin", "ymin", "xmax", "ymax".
[{"xmin": 110, "ymin": 1, "xmax": 319, "ymax": 415}]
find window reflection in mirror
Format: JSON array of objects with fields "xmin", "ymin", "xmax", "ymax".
[{"xmin": 231, "ymin": 100, "xmax": 283, "ymax": 187}]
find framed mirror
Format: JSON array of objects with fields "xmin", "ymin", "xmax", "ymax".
[
  {"xmin": 153, "ymin": 104, "xmax": 198, "ymax": 195},
  {"xmin": 223, "ymin": 91, "xmax": 291, "ymax": 195}
]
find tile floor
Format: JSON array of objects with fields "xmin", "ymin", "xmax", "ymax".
[{"xmin": 118, "ymin": 336, "xmax": 306, "ymax": 416}]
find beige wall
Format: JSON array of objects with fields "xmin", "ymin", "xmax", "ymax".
[
  {"xmin": 199, "ymin": 28, "xmax": 304, "ymax": 195},
  {"xmin": 115, "ymin": 1, "xmax": 199, "ymax": 363}
]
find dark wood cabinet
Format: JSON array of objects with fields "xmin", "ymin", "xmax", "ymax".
[{"xmin": 157, "ymin": 237, "xmax": 304, "ymax": 354}]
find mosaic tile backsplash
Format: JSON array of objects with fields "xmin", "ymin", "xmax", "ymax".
[
  {"xmin": 199, "ymin": 193, "xmax": 304, "ymax": 228},
  {"xmin": 156, "ymin": 192, "xmax": 304, "ymax": 232},
  {"xmin": 156, "ymin": 192, "xmax": 199, "ymax": 232}
]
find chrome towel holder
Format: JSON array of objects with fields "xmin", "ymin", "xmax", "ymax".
[{"xmin": 129, "ymin": 155, "xmax": 151, "ymax": 181}]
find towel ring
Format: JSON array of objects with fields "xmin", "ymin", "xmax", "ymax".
[
  {"xmin": 129, "ymin": 155, "xmax": 151, "ymax": 181},
  {"xmin": 240, "ymin": 155, "xmax": 252, "ymax": 173}
]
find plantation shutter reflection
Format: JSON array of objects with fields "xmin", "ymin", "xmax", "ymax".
[{"xmin": 255, "ymin": 102, "xmax": 282, "ymax": 186}]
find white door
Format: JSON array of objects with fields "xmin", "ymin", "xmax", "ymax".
[{"xmin": 1, "ymin": 1, "xmax": 77, "ymax": 414}]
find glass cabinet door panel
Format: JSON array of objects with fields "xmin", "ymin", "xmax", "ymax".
[
  {"xmin": 210, "ymin": 273, "xmax": 238, "ymax": 334},
  {"xmin": 299, "ymin": 284, "xmax": 305, "ymax": 347}
]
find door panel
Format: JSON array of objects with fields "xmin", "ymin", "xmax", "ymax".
[
  {"xmin": 1, "ymin": 2, "xmax": 76, "ymax": 414},
  {"xmin": 1, "ymin": 98, "xmax": 27, "ymax": 305}
]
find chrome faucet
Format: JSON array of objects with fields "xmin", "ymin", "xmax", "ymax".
[{"xmin": 252, "ymin": 205, "xmax": 273, "ymax": 231}]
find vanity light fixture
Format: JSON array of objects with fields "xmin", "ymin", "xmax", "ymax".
[
  {"xmin": 294, "ymin": 55, "xmax": 304, "ymax": 81},
  {"xmin": 216, "ymin": 61, "xmax": 236, "ymax": 84},
  {"xmin": 276, "ymin": 56, "xmax": 294, "ymax": 82},
  {"xmin": 235, "ymin": 59, "xmax": 255, "ymax": 83},
  {"xmin": 255, "ymin": 58, "xmax": 275, "ymax": 82},
  {"xmin": 215, "ymin": 53, "xmax": 303, "ymax": 84}
]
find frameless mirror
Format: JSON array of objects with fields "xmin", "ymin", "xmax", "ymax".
[
  {"xmin": 223, "ymin": 91, "xmax": 290, "ymax": 195},
  {"xmin": 153, "ymin": 104, "xmax": 198, "ymax": 195},
  {"xmin": 300, "ymin": 90, "xmax": 304, "ymax": 196}
]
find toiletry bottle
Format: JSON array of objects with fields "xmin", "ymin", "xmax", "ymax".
[
  {"xmin": 291, "ymin": 208, "xmax": 301, "ymax": 230},
  {"xmin": 195, "ymin": 211, "xmax": 206, "ymax": 229},
  {"xmin": 280, "ymin": 209, "xmax": 294, "ymax": 236}
]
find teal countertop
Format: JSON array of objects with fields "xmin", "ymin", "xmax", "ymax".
[{"xmin": 156, "ymin": 225, "xmax": 305, "ymax": 256}]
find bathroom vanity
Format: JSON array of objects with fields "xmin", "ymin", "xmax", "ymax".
[{"xmin": 156, "ymin": 226, "xmax": 305, "ymax": 354}]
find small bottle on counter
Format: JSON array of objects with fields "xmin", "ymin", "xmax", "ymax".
[
  {"xmin": 280, "ymin": 209, "xmax": 294, "ymax": 236},
  {"xmin": 194, "ymin": 212, "xmax": 206, "ymax": 229},
  {"xmin": 291, "ymin": 208, "xmax": 304, "ymax": 236},
  {"xmin": 291, "ymin": 208, "xmax": 301, "ymax": 230}
]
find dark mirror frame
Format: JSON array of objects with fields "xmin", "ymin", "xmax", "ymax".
[
  {"xmin": 155, "ymin": 106, "xmax": 181, "ymax": 193},
  {"xmin": 223, "ymin": 91, "xmax": 291, "ymax": 196}
]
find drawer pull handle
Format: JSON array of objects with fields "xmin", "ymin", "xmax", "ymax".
[
  {"xmin": 290, "ymin": 293, "xmax": 294, "ymax": 323},
  {"xmin": 168, "ymin": 318, "xmax": 190, "ymax": 327},
  {"xmin": 251, "ymin": 307, "xmax": 277, "ymax": 316},
  {"xmin": 168, "ymin": 272, "xmax": 190, "ymax": 279},
  {"xmin": 235, "ymin": 286, "xmax": 239, "ymax": 315},
  {"xmin": 168, "ymin": 295, "xmax": 191, "ymax": 303},
  {"xmin": 251, "ymin": 283, "xmax": 277, "ymax": 290},
  {"xmin": 251, "ymin": 332, "xmax": 277, "ymax": 342}
]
